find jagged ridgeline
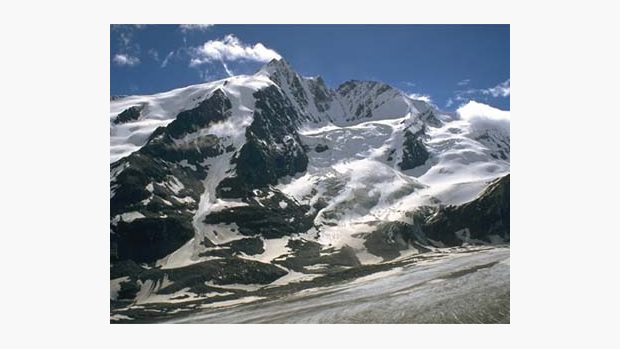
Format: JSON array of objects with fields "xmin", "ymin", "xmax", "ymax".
[{"xmin": 110, "ymin": 58, "xmax": 509, "ymax": 308}]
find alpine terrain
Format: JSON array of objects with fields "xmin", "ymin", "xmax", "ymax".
[{"xmin": 110, "ymin": 58, "xmax": 510, "ymax": 323}]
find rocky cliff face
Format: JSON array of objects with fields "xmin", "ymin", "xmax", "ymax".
[{"xmin": 110, "ymin": 58, "xmax": 510, "ymax": 309}]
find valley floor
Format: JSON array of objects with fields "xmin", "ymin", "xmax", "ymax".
[{"xmin": 154, "ymin": 246, "xmax": 509, "ymax": 324}]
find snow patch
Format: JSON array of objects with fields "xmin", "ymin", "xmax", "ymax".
[
  {"xmin": 164, "ymin": 176, "xmax": 184, "ymax": 195},
  {"xmin": 172, "ymin": 196, "xmax": 196, "ymax": 204},
  {"xmin": 178, "ymin": 159, "xmax": 197, "ymax": 171},
  {"xmin": 110, "ymin": 276, "xmax": 130, "ymax": 300},
  {"xmin": 244, "ymin": 237, "xmax": 292, "ymax": 263},
  {"xmin": 110, "ymin": 314, "xmax": 133, "ymax": 321},
  {"xmin": 270, "ymin": 270, "xmax": 321, "ymax": 286},
  {"xmin": 111, "ymin": 211, "xmax": 145, "ymax": 225},
  {"xmin": 200, "ymin": 296, "xmax": 266, "ymax": 309}
]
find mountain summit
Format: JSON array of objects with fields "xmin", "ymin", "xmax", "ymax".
[{"xmin": 110, "ymin": 59, "xmax": 510, "ymax": 318}]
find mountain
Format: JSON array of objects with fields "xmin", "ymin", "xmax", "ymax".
[{"xmin": 110, "ymin": 58, "xmax": 510, "ymax": 312}]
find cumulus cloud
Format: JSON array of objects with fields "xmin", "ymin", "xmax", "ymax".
[
  {"xmin": 113, "ymin": 54, "xmax": 140, "ymax": 66},
  {"xmin": 457, "ymin": 100, "xmax": 510, "ymax": 137},
  {"xmin": 179, "ymin": 24, "xmax": 214, "ymax": 32},
  {"xmin": 458, "ymin": 100, "xmax": 509, "ymax": 121},
  {"xmin": 482, "ymin": 79, "xmax": 510, "ymax": 97},
  {"xmin": 408, "ymin": 93, "xmax": 433, "ymax": 104},
  {"xmin": 189, "ymin": 34, "xmax": 281, "ymax": 66}
]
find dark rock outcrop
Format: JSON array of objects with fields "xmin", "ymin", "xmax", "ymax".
[
  {"xmin": 113, "ymin": 104, "xmax": 143, "ymax": 124},
  {"xmin": 111, "ymin": 90, "xmax": 234, "ymax": 264},
  {"xmin": 399, "ymin": 128, "xmax": 429, "ymax": 171},
  {"xmin": 414, "ymin": 174, "xmax": 510, "ymax": 245}
]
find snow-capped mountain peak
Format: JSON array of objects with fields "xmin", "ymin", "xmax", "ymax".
[
  {"xmin": 257, "ymin": 57, "xmax": 296, "ymax": 76},
  {"xmin": 254, "ymin": 60, "xmax": 444, "ymax": 128},
  {"xmin": 110, "ymin": 57, "xmax": 509, "ymax": 312}
]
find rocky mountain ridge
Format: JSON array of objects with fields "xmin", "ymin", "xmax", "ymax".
[{"xmin": 110, "ymin": 58, "xmax": 510, "ymax": 315}]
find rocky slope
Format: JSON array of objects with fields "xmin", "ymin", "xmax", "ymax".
[{"xmin": 110, "ymin": 58, "xmax": 510, "ymax": 312}]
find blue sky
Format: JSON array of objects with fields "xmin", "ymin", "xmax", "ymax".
[{"xmin": 111, "ymin": 25, "xmax": 509, "ymax": 110}]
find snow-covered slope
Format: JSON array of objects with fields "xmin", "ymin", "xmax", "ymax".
[
  {"xmin": 110, "ymin": 58, "xmax": 510, "ymax": 309},
  {"xmin": 110, "ymin": 75, "xmax": 273, "ymax": 163}
]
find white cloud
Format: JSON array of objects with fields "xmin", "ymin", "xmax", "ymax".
[
  {"xmin": 408, "ymin": 93, "xmax": 433, "ymax": 104},
  {"xmin": 111, "ymin": 24, "xmax": 145, "ymax": 32},
  {"xmin": 161, "ymin": 51, "xmax": 174, "ymax": 68},
  {"xmin": 482, "ymin": 79, "xmax": 510, "ymax": 97},
  {"xmin": 189, "ymin": 34, "xmax": 281, "ymax": 66},
  {"xmin": 120, "ymin": 32, "xmax": 131, "ymax": 47},
  {"xmin": 147, "ymin": 49, "xmax": 159, "ymax": 62},
  {"xmin": 221, "ymin": 61, "xmax": 234, "ymax": 77},
  {"xmin": 113, "ymin": 54, "xmax": 140, "ymax": 67},
  {"xmin": 450, "ymin": 79, "xmax": 510, "ymax": 108},
  {"xmin": 457, "ymin": 100, "xmax": 510, "ymax": 137},
  {"xmin": 454, "ymin": 94, "xmax": 468, "ymax": 102},
  {"xmin": 457, "ymin": 79, "xmax": 470, "ymax": 86},
  {"xmin": 179, "ymin": 24, "xmax": 214, "ymax": 32},
  {"xmin": 112, "ymin": 25, "xmax": 141, "ymax": 64},
  {"xmin": 445, "ymin": 98, "xmax": 454, "ymax": 108},
  {"xmin": 458, "ymin": 100, "xmax": 509, "ymax": 121},
  {"xmin": 197, "ymin": 68, "xmax": 212, "ymax": 82}
]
